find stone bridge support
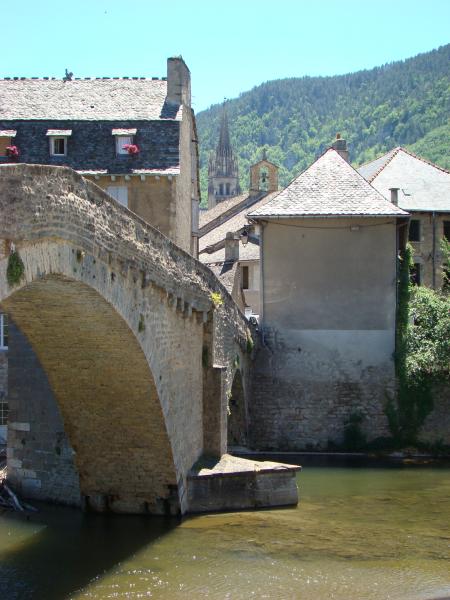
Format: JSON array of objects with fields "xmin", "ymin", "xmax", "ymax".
[{"xmin": 0, "ymin": 164, "xmax": 263, "ymax": 514}]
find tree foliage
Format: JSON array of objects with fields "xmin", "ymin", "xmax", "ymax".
[
  {"xmin": 387, "ymin": 245, "xmax": 450, "ymax": 444},
  {"xmin": 197, "ymin": 44, "xmax": 450, "ymax": 204}
]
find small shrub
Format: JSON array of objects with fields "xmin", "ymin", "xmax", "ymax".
[
  {"xmin": 210, "ymin": 292, "xmax": 223, "ymax": 308},
  {"xmin": 138, "ymin": 314, "xmax": 145, "ymax": 333},
  {"xmin": 7, "ymin": 250, "xmax": 25, "ymax": 286},
  {"xmin": 343, "ymin": 411, "xmax": 367, "ymax": 451}
]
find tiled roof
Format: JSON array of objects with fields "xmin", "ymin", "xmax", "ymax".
[
  {"xmin": 358, "ymin": 147, "xmax": 450, "ymax": 212},
  {"xmin": 249, "ymin": 149, "xmax": 408, "ymax": 219},
  {"xmin": 357, "ymin": 148, "xmax": 400, "ymax": 182},
  {"xmin": 200, "ymin": 239, "xmax": 260, "ymax": 264},
  {"xmin": 199, "ymin": 193, "xmax": 248, "ymax": 229},
  {"xmin": 207, "ymin": 261, "xmax": 238, "ymax": 294},
  {"xmin": 199, "ymin": 192, "xmax": 278, "ymax": 252},
  {"xmin": 0, "ymin": 79, "xmax": 181, "ymax": 121}
]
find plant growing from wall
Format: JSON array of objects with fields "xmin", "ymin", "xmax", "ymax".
[
  {"xmin": 343, "ymin": 411, "xmax": 367, "ymax": 451},
  {"xmin": 7, "ymin": 249, "xmax": 25, "ymax": 286},
  {"xmin": 138, "ymin": 314, "xmax": 145, "ymax": 333},
  {"xmin": 210, "ymin": 292, "xmax": 223, "ymax": 308},
  {"xmin": 386, "ymin": 244, "xmax": 450, "ymax": 444}
]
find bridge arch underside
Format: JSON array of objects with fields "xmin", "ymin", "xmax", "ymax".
[{"xmin": 2, "ymin": 276, "xmax": 179, "ymax": 515}]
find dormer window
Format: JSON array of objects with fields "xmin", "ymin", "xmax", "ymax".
[
  {"xmin": 47, "ymin": 129, "xmax": 72, "ymax": 156},
  {"xmin": 112, "ymin": 128, "xmax": 137, "ymax": 156}
]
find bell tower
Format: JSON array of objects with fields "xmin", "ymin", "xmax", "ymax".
[{"xmin": 207, "ymin": 103, "xmax": 241, "ymax": 209}]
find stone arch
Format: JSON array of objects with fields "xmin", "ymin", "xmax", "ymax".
[
  {"xmin": 1, "ymin": 271, "xmax": 180, "ymax": 514},
  {"xmin": 227, "ymin": 369, "xmax": 247, "ymax": 449}
]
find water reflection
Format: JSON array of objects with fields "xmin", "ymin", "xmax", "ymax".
[{"xmin": 1, "ymin": 457, "xmax": 450, "ymax": 600}]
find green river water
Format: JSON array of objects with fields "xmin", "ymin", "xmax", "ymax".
[{"xmin": 0, "ymin": 457, "xmax": 449, "ymax": 600}]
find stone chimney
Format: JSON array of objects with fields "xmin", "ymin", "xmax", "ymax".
[
  {"xmin": 225, "ymin": 232, "xmax": 239, "ymax": 262},
  {"xmin": 389, "ymin": 187, "xmax": 400, "ymax": 206},
  {"xmin": 166, "ymin": 56, "xmax": 191, "ymax": 107},
  {"xmin": 332, "ymin": 133, "xmax": 349, "ymax": 162}
]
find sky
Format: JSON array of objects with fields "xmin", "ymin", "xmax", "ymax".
[{"xmin": 2, "ymin": 0, "xmax": 449, "ymax": 112}]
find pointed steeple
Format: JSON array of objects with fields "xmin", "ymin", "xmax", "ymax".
[
  {"xmin": 217, "ymin": 104, "xmax": 232, "ymax": 157},
  {"xmin": 207, "ymin": 102, "xmax": 241, "ymax": 209}
]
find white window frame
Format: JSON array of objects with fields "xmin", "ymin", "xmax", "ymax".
[
  {"xmin": 116, "ymin": 136, "xmax": 133, "ymax": 156},
  {"xmin": 0, "ymin": 313, "xmax": 8, "ymax": 350},
  {"xmin": 106, "ymin": 186, "xmax": 128, "ymax": 208},
  {"xmin": 50, "ymin": 136, "xmax": 68, "ymax": 156}
]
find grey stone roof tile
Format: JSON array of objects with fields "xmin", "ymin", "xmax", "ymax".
[
  {"xmin": 0, "ymin": 79, "xmax": 181, "ymax": 121},
  {"xmin": 199, "ymin": 192, "xmax": 278, "ymax": 252},
  {"xmin": 249, "ymin": 149, "xmax": 408, "ymax": 218},
  {"xmin": 358, "ymin": 147, "xmax": 450, "ymax": 212}
]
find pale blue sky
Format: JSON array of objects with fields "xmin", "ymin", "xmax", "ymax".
[{"xmin": 2, "ymin": 0, "xmax": 449, "ymax": 112}]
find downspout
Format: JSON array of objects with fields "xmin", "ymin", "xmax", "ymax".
[{"xmin": 432, "ymin": 211, "xmax": 436, "ymax": 289}]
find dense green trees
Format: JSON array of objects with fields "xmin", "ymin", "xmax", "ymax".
[{"xmin": 197, "ymin": 44, "xmax": 450, "ymax": 204}]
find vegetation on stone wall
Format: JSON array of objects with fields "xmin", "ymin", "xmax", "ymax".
[
  {"xmin": 197, "ymin": 44, "xmax": 450, "ymax": 203},
  {"xmin": 7, "ymin": 250, "xmax": 25, "ymax": 287},
  {"xmin": 386, "ymin": 245, "xmax": 450, "ymax": 445}
]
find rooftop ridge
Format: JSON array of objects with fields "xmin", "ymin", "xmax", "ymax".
[
  {"xmin": 360, "ymin": 147, "xmax": 450, "ymax": 182},
  {"xmin": 1, "ymin": 76, "xmax": 163, "ymax": 81}
]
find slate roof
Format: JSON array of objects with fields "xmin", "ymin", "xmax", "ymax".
[
  {"xmin": 200, "ymin": 239, "xmax": 260, "ymax": 264},
  {"xmin": 207, "ymin": 261, "xmax": 238, "ymax": 294},
  {"xmin": 357, "ymin": 147, "xmax": 450, "ymax": 213},
  {"xmin": 199, "ymin": 193, "xmax": 248, "ymax": 229},
  {"xmin": 199, "ymin": 192, "xmax": 279, "ymax": 253},
  {"xmin": 249, "ymin": 149, "xmax": 408, "ymax": 219},
  {"xmin": 0, "ymin": 79, "xmax": 181, "ymax": 121}
]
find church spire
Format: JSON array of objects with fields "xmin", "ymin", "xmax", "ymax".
[
  {"xmin": 217, "ymin": 104, "xmax": 232, "ymax": 157},
  {"xmin": 207, "ymin": 102, "xmax": 241, "ymax": 209}
]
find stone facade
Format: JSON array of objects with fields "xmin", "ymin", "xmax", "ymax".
[
  {"xmin": 0, "ymin": 57, "xmax": 200, "ymax": 257},
  {"xmin": 408, "ymin": 212, "xmax": 449, "ymax": 288},
  {"xmin": 0, "ymin": 163, "xmax": 255, "ymax": 514},
  {"xmin": 0, "ymin": 345, "xmax": 7, "ymax": 443}
]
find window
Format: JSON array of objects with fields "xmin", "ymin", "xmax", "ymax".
[
  {"xmin": 410, "ymin": 263, "xmax": 421, "ymax": 286},
  {"xmin": 225, "ymin": 183, "xmax": 230, "ymax": 195},
  {"xmin": 116, "ymin": 136, "xmax": 133, "ymax": 155},
  {"xmin": 50, "ymin": 137, "xmax": 67, "ymax": 156},
  {"xmin": 242, "ymin": 266, "xmax": 249, "ymax": 290},
  {"xmin": 408, "ymin": 219, "xmax": 421, "ymax": 242},
  {"xmin": 106, "ymin": 186, "xmax": 128, "ymax": 208},
  {"xmin": 0, "ymin": 399, "xmax": 7, "ymax": 428},
  {"xmin": 0, "ymin": 313, "xmax": 7, "ymax": 349},
  {"xmin": 444, "ymin": 221, "xmax": 450, "ymax": 241},
  {"xmin": 219, "ymin": 183, "xmax": 224, "ymax": 196}
]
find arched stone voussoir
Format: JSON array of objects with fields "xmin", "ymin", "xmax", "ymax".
[{"xmin": 1, "ymin": 258, "xmax": 181, "ymax": 514}]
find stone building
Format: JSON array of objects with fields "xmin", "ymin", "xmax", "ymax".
[
  {"xmin": 207, "ymin": 106, "xmax": 241, "ymax": 209},
  {"xmin": 0, "ymin": 57, "xmax": 200, "ymax": 444},
  {"xmin": 247, "ymin": 148, "xmax": 408, "ymax": 449},
  {"xmin": 358, "ymin": 147, "xmax": 450, "ymax": 288},
  {"xmin": 0, "ymin": 56, "xmax": 200, "ymax": 257},
  {"xmin": 200, "ymin": 154, "xmax": 279, "ymax": 316}
]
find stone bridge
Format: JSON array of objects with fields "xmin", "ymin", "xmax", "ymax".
[{"xmin": 0, "ymin": 164, "xmax": 271, "ymax": 515}]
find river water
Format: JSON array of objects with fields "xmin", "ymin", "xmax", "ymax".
[{"xmin": 1, "ymin": 456, "xmax": 449, "ymax": 600}]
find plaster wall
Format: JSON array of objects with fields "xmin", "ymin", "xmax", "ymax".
[
  {"xmin": 250, "ymin": 217, "xmax": 397, "ymax": 449},
  {"xmin": 93, "ymin": 174, "xmax": 174, "ymax": 246}
]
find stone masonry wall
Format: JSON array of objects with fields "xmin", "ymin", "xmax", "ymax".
[
  {"xmin": 410, "ymin": 212, "xmax": 449, "ymax": 289},
  {"xmin": 0, "ymin": 164, "xmax": 253, "ymax": 513},
  {"xmin": 249, "ymin": 332, "xmax": 393, "ymax": 451},
  {"xmin": 7, "ymin": 321, "xmax": 81, "ymax": 505}
]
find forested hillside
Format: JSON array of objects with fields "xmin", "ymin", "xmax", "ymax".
[{"xmin": 197, "ymin": 44, "xmax": 450, "ymax": 203}]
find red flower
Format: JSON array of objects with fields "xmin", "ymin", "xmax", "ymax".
[
  {"xmin": 122, "ymin": 144, "xmax": 139, "ymax": 155},
  {"xmin": 6, "ymin": 145, "xmax": 19, "ymax": 159}
]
